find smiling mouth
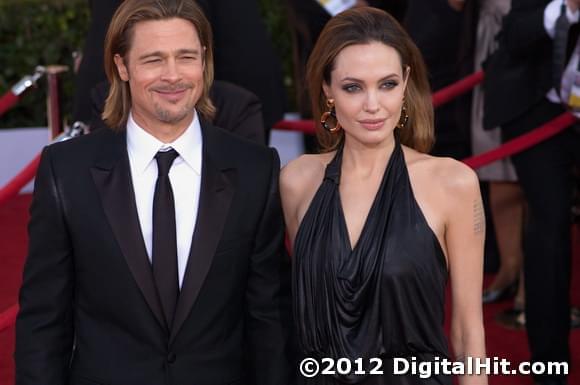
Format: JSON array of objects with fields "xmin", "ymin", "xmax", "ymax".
[
  {"xmin": 153, "ymin": 83, "xmax": 192, "ymax": 94},
  {"xmin": 154, "ymin": 88, "xmax": 189, "ymax": 102},
  {"xmin": 155, "ymin": 89, "xmax": 187, "ymax": 95}
]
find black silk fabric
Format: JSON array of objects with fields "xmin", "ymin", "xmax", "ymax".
[{"xmin": 293, "ymin": 140, "xmax": 451, "ymax": 384}]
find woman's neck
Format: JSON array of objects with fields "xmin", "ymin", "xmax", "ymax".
[{"xmin": 341, "ymin": 135, "xmax": 396, "ymax": 179}]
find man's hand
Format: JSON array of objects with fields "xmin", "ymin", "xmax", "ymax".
[
  {"xmin": 448, "ymin": 0, "xmax": 465, "ymax": 12},
  {"xmin": 567, "ymin": 0, "xmax": 580, "ymax": 13}
]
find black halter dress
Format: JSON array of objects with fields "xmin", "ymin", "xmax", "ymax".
[{"xmin": 293, "ymin": 140, "xmax": 451, "ymax": 385}]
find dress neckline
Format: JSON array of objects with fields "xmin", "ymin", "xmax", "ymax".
[{"xmin": 327, "ymin": 140, "xmax": 402, "ymax": 253}]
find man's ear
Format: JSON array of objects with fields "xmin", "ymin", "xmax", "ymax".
[{"xmin": 114, "ymin": 54, "xmax": 129, "ymax": 81}]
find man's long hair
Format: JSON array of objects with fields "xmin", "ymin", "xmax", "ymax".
[{"xmin": 102, "ymin": 0, "xmax": 216, "ymax": 129}]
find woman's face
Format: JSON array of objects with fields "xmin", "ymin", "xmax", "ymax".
[{"xmin": 323, "ymin": 41, "xmax": 408, "ymax": 147}]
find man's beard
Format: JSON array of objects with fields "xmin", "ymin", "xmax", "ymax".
[
  {"xmin": 152, "ymin": 83, "xmax": 196, "ymax": 124},
  {"xmin": 153, "ymin": 102, "xmax": 193, "ymax": 124}
]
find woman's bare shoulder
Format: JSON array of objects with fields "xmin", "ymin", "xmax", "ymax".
[
  {"xmin": 280, "ymin": 152, "xmax": 336, "ymax": 241},
  {"xmin": 402, "ymin": 146, "xmax": 481, "ymax": 256},
  {"xmin": 280, "ymin": 152, "xmax": 335, "ymax": 197},
  {"xmin": 403, "ymin": 146, "xmax": 479, "ymax": 195}
]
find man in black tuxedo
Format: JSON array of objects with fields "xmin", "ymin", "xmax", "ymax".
[
  {"xmin": 15, "ymin": 1, "xmax": 292, "ymax": 384},
  {"xmin": 484, "ymin": 1, "xmax": 580, "ymax": 384}
]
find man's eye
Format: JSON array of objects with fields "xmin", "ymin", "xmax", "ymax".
[
  {"xmin": 144, "ymin": 58, "xmax": 161, "ymax": 64},
  {"xmin": 180, "ymin": 56, "xmax": 197, "ymax": 61},
  {"xmin": 342, "ymin": 84, "xmax": 361, "ymax": 93}
]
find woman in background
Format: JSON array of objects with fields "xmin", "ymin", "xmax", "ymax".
[{"xmin": 462, "ymin": 0, "xmax": 526, "ymax": 311}]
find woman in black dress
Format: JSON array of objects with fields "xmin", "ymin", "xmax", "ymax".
[{"xmin": 280, "ymin": 7, "xmax": 487, "ymax": 385}]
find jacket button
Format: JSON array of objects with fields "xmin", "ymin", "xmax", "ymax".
[{"xmin": 167, "ymin": 352, "xmax": 176, "ymax": 363}]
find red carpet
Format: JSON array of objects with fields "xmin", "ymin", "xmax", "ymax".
[
  {"xmin": 0, "ymin": 194, "xmax": 579, "ymax": 384},
  {"xmin": 0, "ymin": 194, "xmax": 29, "ymax": 385}
]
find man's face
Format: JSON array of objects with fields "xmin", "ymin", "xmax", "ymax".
[{"xmin": 114, "ymin": 17, "xmax": 204, "ymax": 132}]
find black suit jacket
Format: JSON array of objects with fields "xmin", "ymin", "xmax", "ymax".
[
  {"xmin": 483, "ymin": 0, "xmax": 555, "ymax": 129},
  {"xmin": 209, "ymin": 81, "xmax": 265, "ymax": 144},
  {"xmin": 15, "ymin": 124, "xmax": 292, "ymax": 385}
]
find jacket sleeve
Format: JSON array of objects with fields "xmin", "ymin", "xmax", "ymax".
[
  {"xmin": 211, "ymin": 80, "xmax": 266, "ymax": 145},
  {"xmin": 226, "ymin": 93, "xmax": 265, "ymax": 145},
  {"xmin": 15, "ymin": 145, "xmax": 74, "ymax": 385},
  {"xmin": 500, "ymin": 0, "xmax": 552, "ymax": 58},
  {"xmin": 244, "ymin": 148, "xmax": 293, "ymax": 385}
]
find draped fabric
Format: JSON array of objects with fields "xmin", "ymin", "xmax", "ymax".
[{"xmin": 293, "ymin": 140, "xmax": 451, "ymax": 384}]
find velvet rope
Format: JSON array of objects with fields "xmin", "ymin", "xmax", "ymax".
[
  {"xmin": 273, "ymin": 119, "xmax": 315, "ymax": 134},
  {"xmin": 431, "ymin": 70, "xmax": 484, "ymax": 108},
  {"xmin": 0, "ymin": 153, "xmax": 41, "ymax": 206},
  {"xmin": 462, "ymin": 112, "xmax": 576, "ymax": 169},
  {"xmin": 0, "ymin": 304, "xmax": 18, "ymax": 333},
  {"xmin": 0, "ymin": 91, "xmax": 19, "ymax": 117}
]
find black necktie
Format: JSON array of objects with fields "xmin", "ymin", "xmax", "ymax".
[
  {"xmin": 152, "ymin": 149, "xmax": 179, "ymax": 329},
  {"xmin": 554, "ymin": 3, "xmax": 570, "ymax": 94}
]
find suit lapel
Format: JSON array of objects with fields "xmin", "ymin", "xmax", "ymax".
[
  {"xmin": 170, "ymin": 123, "xmax": 236, "ymax": 344},
  {"xmin": 90, "ymin": 131, "xmax": 166, "ymax": 330}
]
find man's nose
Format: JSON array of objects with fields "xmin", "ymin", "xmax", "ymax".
[{"xmin": 161, "ymin": 58, "xmax": 180, "ymax": 82}]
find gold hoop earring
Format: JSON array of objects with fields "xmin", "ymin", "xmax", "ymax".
[
  {"xmin": 397, "ymin": 102, "xmax": 409, "ymax": 129},
  {"xmin": 320, "ymin": 98, "xmax": 341, "ymax": 133}
]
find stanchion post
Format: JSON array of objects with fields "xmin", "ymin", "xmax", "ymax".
[
  {"xmin": 0, "ymin": 66, "xmax": 46, "ymax": 117},
  {"xmin": 45, "ymin": 65, "xmax": 69, "ymax": 140}
]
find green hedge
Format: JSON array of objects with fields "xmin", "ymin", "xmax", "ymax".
[
  {"xmin": 259, "ymin": 0, "xmax": 295, "ymax": 106},
  {"xmin": 0, "ymin": 0, "xmax": 293, "ymax": 129},
  {"xmin": 0, "ymin": 0, "xmax": 90, "ymax": 128}
]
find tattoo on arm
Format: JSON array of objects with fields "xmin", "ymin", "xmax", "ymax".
[{"xmin": 473, "ymin": 199, "xmax": 485, "ymax": 235}]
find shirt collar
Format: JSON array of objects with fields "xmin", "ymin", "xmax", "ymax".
[{"xmin": 126, "ymin": 111, "xmax": 202, "ymax": 175}]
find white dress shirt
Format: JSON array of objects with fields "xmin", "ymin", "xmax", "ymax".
[
  {"xmin": 544, "ymin": 0, "xmax": 580, "ymax": 102},
  {"xmin": 126, "ymin": 112, "xmax": 202, "ymax": 288}
]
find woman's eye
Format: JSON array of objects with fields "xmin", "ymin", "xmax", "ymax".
[
  {"xmin": 342, "ymin": 84, "xmax": 361, "ymax": 93},
  {"xmin": 381, "ymin": 81, "xmax": 398, "ymax": 89}
]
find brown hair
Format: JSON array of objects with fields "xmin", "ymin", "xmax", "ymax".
[
  {"xmin": 306, "ymin": 7, "xmax": 434, "ymax": 152},
  {"xmin": 102, "ymin": 0, "xmax": 215, "ymax": 129}
]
